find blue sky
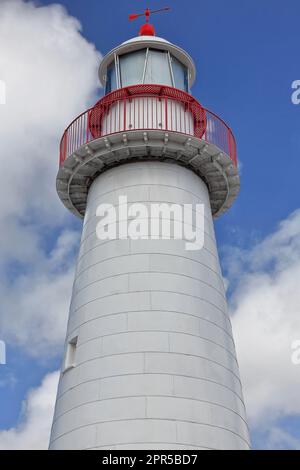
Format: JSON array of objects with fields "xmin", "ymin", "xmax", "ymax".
[{"xmin": 0, "ymin": 0, "xmax": 300, "ymax": 449}]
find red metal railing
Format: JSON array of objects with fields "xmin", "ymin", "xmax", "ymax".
[{"xmin": 59, "ymin": 85, "xmax": 237, "ymax": 167}]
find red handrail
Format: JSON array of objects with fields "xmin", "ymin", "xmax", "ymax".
[{"xmin": 59, "ymin": 85, "xmax": 237, "ymax": 167}]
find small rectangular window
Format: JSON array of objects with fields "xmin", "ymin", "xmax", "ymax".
[
  {"xmin": 0, "ymin": 340, "xmax": 6, "ymax": 365},
  {"xmin": 63, "ymin": 336, "xmax": 78, "ymax": 372}
]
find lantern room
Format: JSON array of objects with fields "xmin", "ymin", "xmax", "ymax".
[{"xmin": 98, "ymin": 35, "xmax": 196, "ymax": 94}]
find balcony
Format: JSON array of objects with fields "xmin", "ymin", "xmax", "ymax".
[
  {"xmin": 59, "ymin": 85, "xmax": 237, "ymax": 168},
  {"xmin": 57, "ymin": 85, "xmax": 239, "ymax": 219}
]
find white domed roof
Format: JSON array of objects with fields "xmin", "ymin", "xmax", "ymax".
[{"xmin": 122, "ymin": 35, "xmax": 171, "ymax": 45}]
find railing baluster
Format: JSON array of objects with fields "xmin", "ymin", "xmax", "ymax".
[
  {"xmin": 165, "ymin": 97, "xmax": 168, "ymax": 131},
  {"xmin": 85, "ymin": 112, "xmax": 88, "ymax": 144},
  {"xmin": 151, "ymin": 97, "xmax": 154, "ymax": 128},
  {"xmin": 138, "ymin": 97, "xmax": 140, "ymax": 129},
  {"xmin": 123, "ymin": 97, "xmax": 126, "ymax": 132}
]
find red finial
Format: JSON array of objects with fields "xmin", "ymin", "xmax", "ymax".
[{"xmin": 128, "ymin": 7, "xmax": 171, "ymax": 36}]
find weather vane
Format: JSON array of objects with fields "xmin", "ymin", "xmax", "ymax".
[{"xmin": 129, "ymin": 7, "xmax": 171, "ymax": 36}]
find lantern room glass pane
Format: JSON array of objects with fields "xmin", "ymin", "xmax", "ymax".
[
  {"xmin": 171, "ymin": 55, "xmax": 188, "ymax": 92},
  {"xmin": 119, "ymin": 49, "xmax": 146, "ymax": 87},
  {"xmin": 105, "ymin": 62, "xmax": 117, "ymax": 94},
  {"xmin": 144, "ymin": 49, "xmax": 172, "ymax": 86}
]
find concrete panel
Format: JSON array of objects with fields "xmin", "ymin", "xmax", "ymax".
[
  {"xmin": 94, "ymin": 443, "xmax": 208, "ymax": 450},
  {"xmin": 78, "ymin": 312, "xmax": 128, "ymax": 344},
  {"xmin": 72, "ymin": 291, "xmax": 152, "ymax": 324},
  {"xmin": 83, "ymin": 353, "xmax": 143, "ymax": 380},
  {"xmin": 50, "ymin": 424, "xmax": 97, "ymax": 450},
  {"xmin": 147, "ymin": 396, "xmax": 249, "ymax": 441},
  {"xmin": 102, "ymin": 331, "xmax": 170, "ymax": 356},
  {"xmin": 150, "ymin": 291, "xmax": 231, "ymax": 330},
  {"xmin": 52, "ymin": 397, "xmax": 146, "ymax": 438},
  {"xmin": 99, "ymin": 374, "xmax": 174, "ymax": 400},
  {"xmin": 173, "ymin": 375, "xmax": 246, "ymax": 417},
  {"xmin": 144, "ymin": 352, "xmax": 243, "ymax": 397},
  {"xmin": 168, "ymin": 332, "xmax": 238, "ymax": 373},
  {"xmin": 96, "ymin": 419, "xmax": 177, "ymax": 448},
  {"xmin": 55, "ymin": 380, "xmax": 100, "ymax": 417},
  {"xmin": 176, "ymin": 421, "xmax": 249, "ymax": 450}
]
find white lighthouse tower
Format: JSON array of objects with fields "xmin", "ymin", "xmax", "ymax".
[{"xmin": 49, "ymin": 9, "xmax": 250, "ymax": 450}]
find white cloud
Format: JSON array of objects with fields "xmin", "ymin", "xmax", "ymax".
[
  {"xmin": 0, "ymin": 0, "xmax": 100, "ymax": 223},
  {"xmin": 264, "ymin": 427, "xmax": 300, "ymax": 450},
  {"xmin": 227, "ymin": 209, "xmax": 300, "ymax": 447},
  {"xmin": 0, "ymin": 229, "xmax": 80, "ymax": 357},
  {"xmin": 0, "ymin": 0, "xmax": 101, "ymax": 356},
  {"xmin": 0, "ymin": 371, "xmax": 59, "ymax": 450}
]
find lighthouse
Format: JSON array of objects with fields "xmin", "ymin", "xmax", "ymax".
[{"xmin": 49, "ymin": 9, "xmax": 250, "ymax": 450}]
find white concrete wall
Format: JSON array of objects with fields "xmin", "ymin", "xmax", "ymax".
[{"xmin": 49, "ymin": 162, "xmax": 250, "ymax": 450}]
